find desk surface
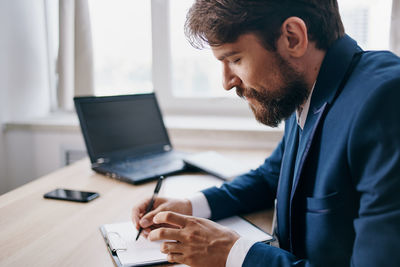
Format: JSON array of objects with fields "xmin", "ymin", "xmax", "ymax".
[{"xmin": 0, "ymin": 157, "xmax": 273, "ymax": 267}]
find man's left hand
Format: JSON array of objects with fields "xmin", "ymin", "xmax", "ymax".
[{"xmin": 148, "ymin": 211, "xmax": 240, "ymax": 267}]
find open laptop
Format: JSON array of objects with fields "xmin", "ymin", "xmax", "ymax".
[{"xmin": 74, "ymin": 93, "xmax": 186, "ymax": 184}]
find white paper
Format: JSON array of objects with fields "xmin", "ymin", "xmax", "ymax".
[
  {"xmin": 103, "ymin": 222, "xmax": 166, "ymax": 266},
  {"xmin": 159, "ymin": 174, "xmax": 223, "ymax": 198},
  {"xmin": 183, "ymin": 151, "xmax": 251, "ymax": 180},
  {"xmin": 102, "ymin": 217, "xmax": 273, "ymax": 266},
  {"xmin": 217, "ymin": 216, "xmax": 272, "ymax": 241}
]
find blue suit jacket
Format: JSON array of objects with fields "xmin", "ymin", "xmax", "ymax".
[{"xmin": 202, "ymin": 35, "xmax": 400, "ymax": 266}]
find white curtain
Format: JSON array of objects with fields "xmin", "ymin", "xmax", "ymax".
[
  {"xmin": 390, "ymin": 0, "xmax": 400, "ymax": 55},
  {"xmin": 57, "ymin": 0, "xmax": 94, "ymax": 111}
]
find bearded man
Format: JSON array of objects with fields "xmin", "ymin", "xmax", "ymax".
[{"xmin": 132, "ymin": 1, "xmax": 400, "ymax": 266}]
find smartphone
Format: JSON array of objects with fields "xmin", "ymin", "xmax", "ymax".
[{"xmin": 44, "ymin": 188, "xmax": 99, "ymax": 203}]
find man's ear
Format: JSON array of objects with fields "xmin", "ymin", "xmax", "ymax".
[{"xmin": 279, "ymin": 17, "xmax": 308, "ymax": 58}]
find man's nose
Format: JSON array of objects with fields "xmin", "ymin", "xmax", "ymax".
[{"xmin": 222, "ymin": 65, "xmax": 241, "ymax": 91}]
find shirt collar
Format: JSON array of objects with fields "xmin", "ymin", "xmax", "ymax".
[{"xmin": 296, "ymin": 82, "xmax": 316, "ymax": 130}]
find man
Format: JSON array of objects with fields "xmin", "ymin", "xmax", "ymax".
[{"xmin": 132, "ymin": 0, "xmax": 400, "ymax": 266}]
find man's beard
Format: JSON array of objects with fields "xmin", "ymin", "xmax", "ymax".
[{"xmin": 236, "ymin": 54, "xmax": 310, "ymax": 127}]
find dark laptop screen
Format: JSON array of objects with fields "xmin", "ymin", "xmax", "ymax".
[{"xmin": 75, "ymin": 94, "xmax": 171, "ymax": 161}]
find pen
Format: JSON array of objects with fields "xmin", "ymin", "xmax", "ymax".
[{"xmin": 135, "ymin": 175, "xmax": 165, "ymax": 241}]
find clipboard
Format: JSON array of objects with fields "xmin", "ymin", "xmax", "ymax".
[
  {"xmin": 100, "ymin": 222, "xmax": 168, "ymax": 267},
  {"xmin": 100, "ymin": 226, "xmax": 128, "ymax": 267},
  {"xmin": 100, "ymin": 216, "xmax": 274, "ymax": 267}
]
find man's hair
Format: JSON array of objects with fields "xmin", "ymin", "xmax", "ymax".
[{"xmin": 184, "ymin": 0, "xmax": 345, "ymax": 51}]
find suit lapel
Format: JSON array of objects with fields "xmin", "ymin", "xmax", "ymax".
[
  {"xmin": 289, "ymin": 35, "xmax": 362, "ymax": 201},
  {"xmin": 276, "ymin": 116, "xmax": 299, "ymax": 250},
  {"xmin": 291, "ymin": 103, "xmax": 328, "ymax": 200}
]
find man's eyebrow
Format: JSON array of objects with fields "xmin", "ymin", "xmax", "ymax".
[{"xmin": 217, "ymin": 50, "xmax": 240, "ymax": 61}]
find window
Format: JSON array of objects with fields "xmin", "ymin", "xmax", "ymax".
[
  {"xmin": 87, "ymin": 0, "xmax": 249, "ymax": 117},
  {"xmin": 338, "ymin": 0, "xmax": 392, "ymax": 50},
  {"xmin": 86, "ymin": 0, "xmax": 394, "ymax": 116},
  {"xmin": 169, "ymin": 0, "xmax": 224, "ymax": 98},
  {"xmin": 154, "ymin": 0, "xmax": 249, "ymax": 116},
  {"xmin": 89, "ymin": 0, "xmax": 152, "ymax": 96}
]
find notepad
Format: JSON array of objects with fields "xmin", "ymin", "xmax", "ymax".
[{"xmin": 100, "ymin": 216, "xmax": 274, "ymax": 267}]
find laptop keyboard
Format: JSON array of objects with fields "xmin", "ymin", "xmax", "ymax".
[{"xmin": 110, "ymin": 152, "xmax": 185, "ymax": 178}]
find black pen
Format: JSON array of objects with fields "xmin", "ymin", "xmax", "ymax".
[{"xmin": 135, "ymin": 175, "xmax": 165, "ymax": 241}]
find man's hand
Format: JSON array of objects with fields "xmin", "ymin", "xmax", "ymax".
[
  {"xmin": 148, "ymin": 211, "xmax": 240, "ymax": 267},
  {"xmin": 131, "ymin": 197, "xmax": 192, "ymax": 237}
]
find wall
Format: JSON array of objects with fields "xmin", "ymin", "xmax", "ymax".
[
  {"xmin": 0, "ymin": 0, "xmax": 8, "ymax": 195},
  {"xmin": 0, "ymin": 1, "xmax": 52, "ymax": 194},
  {"xmin": 3, "ymin": 126, "xmax": 85, "ymax": 193},
  {"xmin": 0, "ymin": 2, "xmax": 5, "ymax": 194}
]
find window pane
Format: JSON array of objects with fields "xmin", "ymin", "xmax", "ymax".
[
  {"xmin": 169, "ymin": 1, "xmax": 393, "ymax": 99},
  {"xmin": 338, "ymin": 0, "xmax": 392, "ymax": 50},
  {"xmin": 89, "ymin": 0, "xmax": 152, "ymax": 96},
  {"xmin": 170, "ymin": 0, "xmax": 232, "ymax": 98}
]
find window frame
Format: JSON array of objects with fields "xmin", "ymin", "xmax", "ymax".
[{"xmin": 151, "ymin": 0, "xmax": 252, "ymax": 117}]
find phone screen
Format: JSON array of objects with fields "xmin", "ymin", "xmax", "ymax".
[{"xmin": 44, "ymin": 188, "xmax": 99, "ymax": 202}]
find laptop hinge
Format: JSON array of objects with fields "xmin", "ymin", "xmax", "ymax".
[{"xmin": 92, "ymin": 157, "xmax": 110, "ymax": 168}]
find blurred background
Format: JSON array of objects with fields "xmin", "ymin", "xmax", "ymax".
[{"xmin": 0, "ymin": 0, "xmax": 398, "ymax": 195}]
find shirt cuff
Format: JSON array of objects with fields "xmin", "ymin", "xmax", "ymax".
[
  {"xmin": 187, "ymin": 192, "xmax": 211, "ymax": 219},
  {"xmin": 226, "ymin": 238, "xmax": 258, "ymax": 267}
]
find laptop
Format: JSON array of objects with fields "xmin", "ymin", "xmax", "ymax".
[{"xmin": 74, "ymin": 93, "xmax": 186, "ymax": 184}]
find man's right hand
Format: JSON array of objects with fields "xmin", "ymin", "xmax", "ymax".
[{"xmin": 131, "ymin": 197, "xmax": 193, "ymax": 237}]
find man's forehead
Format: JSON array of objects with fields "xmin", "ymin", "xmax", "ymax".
[
  {"xmin": 211, "ymin": 38, "xmax": 245, "ymax": 61},
  {"xmin": 211, "ymin": 33, "xmax": 264, "ymax": 60}
]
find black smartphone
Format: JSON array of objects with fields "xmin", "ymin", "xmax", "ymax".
[{"xmin": 43, "ymin": 188, "xmax": 99, "ymax": 203}]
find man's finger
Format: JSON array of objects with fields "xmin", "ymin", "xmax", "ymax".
[
  {"xmin": 153, "ymin": 211, "xmax": 188, "ymax": 228},
  {"xmin": 140, "ymin": 209, "xmax": 161, "ymax": 228},
  {"xmin": 148, "ymin": 227, "xmax": 184, "ymax": 242},
  {"xmin": 135, "ymin": 198, "xmax": 152, "ymax": 214},
  {"xmin": 139, "ymin": 199, "xmax": 171, "ymax": 228},
  {"xmin": 166, "ymin": 253, "xmax": 184, "ymax": 264},
  {"xmin": 131, "ymin": 212, "xmax": 140, "ymax": 229},
  {"xmin": 160, "ymin": 241, "xmax": 185, "ymax": 254},
  {"xmin": 131, "ymin": 198, "xmax": 151, "ymax": 227}
]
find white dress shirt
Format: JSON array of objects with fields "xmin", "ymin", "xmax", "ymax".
[
  {"xmin": 296, "ymin": 82, "xmax": 315, "ymax": 130},
  {"xmin": 188, "ymin": 84, "xmax": 316, "ymax": 267}
]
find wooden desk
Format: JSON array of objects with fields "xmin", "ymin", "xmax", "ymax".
[{"xmin": 0, "ymin": 158, "xmax": 273, "ymax": 266}]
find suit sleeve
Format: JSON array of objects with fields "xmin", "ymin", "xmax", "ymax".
[
  {"xmin": 202, "ymin": 135, "xmax": 285, "ymax": 220},
  {"xmin": 201, "ymin": 134, "xmax": 312, "ymax": 266},
  {"xmin": 243, "ymin": 242, "xmax": 305, "ymax": 266},
  {"xmin": 347, "ymin": 78, "xmax": 400, "ymax": 266}
]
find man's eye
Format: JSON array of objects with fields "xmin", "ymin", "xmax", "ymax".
[{"xmin": 231, "ymin": 58, "xmax": 241, "ymax": 64}]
